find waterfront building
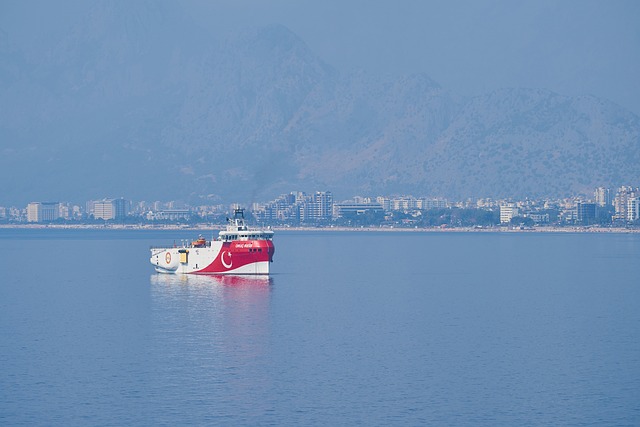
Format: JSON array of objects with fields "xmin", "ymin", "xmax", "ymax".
[
  {"xmin": 500, "ymin": 203, "xmax": 519, "ymax": 223},
  {"xmin": 376, "ymin": 197, "xmax": 391, "ymax": 211},
  {"xmin": 113, "ymin": 198, "xmax": 128, "ymax": 219},
  {"xmin": 293, "ymin": 192, "xmax": 308, "ymax": 204},
  {"xmin": 613, "ymin": 186, "xmax": 638, "ymax": 220},
  {"xmin": 301, "ymin": 191, "xmax": 333, "ymax": 221},
  {"xmin": 252, "ymin": 192, "xmax": 306, "ymax": 223},
  {"xmin": 26, "ymin": 202, "xmax": 60, "ymax": 223},
  {"xmin": 576, "ymin": 201, "xmax": 597, "ymax": 225},
  {"xmin": 391, "ymin": 196, "xmax": 422, "ymax": 212},
  {"xmin": 595, "ymin": 187, "xmax": 612, "ymax": 207},
  {"xmin": 334, "ymin": 202, "xmax": 384, "ymax": 218},
  {"xmin": 27, "ymin": 203, "xmax": 39, "ymax": 222},
  {"xmin": 85, "ymin": 200, "xmax": 95, "ymax": 216},
  {"xmin": 420, "ymin": 198, "xmax": 449, "ymax": 210},
  {"xmin": 146, "ymin": 209, "xmax": 191, "ymax": 221},
  {"xmin": 560, "ymin": 208, "xmax": 577, "ymax": 223},
  {"xmin": 527, "ymin": 213, "xmax": 550, "ymax": 224},
  {"xmin": 94, "ymin": 200, "xmax": 115, "ymax": 220},
  {"xmin": 93, "ymin": 198, "xmax": 129, "ymax": 220},
  {"xmin": 628, "ymin": 197, "xmax": 640, "ymax": 222},
  {"xmin": 392, "ymin": 198, "xmax": 409, "ymax": 211},
  {"xmin": 59, "ymin": 203, "xmax": 70, "ymax": 220},
  {"xmin": 10, "ymin": 207, "xmax": 22, "ymax": 221}
]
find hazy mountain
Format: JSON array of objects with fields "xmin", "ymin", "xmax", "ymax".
[
  {"xmin": 284, "ymin": 71, "xmax": 460, "ymax": 196},
  {"xmin": 1, "ymin": 3, "xmax": 638, "ymax": 205},
  {"xmin": 423, "ymin": 89, "xmax": 640, "ymax": 199}
]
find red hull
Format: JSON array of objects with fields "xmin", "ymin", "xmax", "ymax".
[{"xmin": 198, "ymin": 239, "xmax": 275, "ymax": 274}]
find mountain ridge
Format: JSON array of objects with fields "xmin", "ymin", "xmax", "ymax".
[{"xmin": 0, "ymin": 6, "xmax": 638, "ymax": 205}]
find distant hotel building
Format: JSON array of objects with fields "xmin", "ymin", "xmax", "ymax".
[
  {"xmin": 301, "ymin": 191, "xmax": 333, "ymax": 222},
  {"xmin": 418, "ymin": 198, "xmax": 449, "ymax": 210},
  {"xmin": 576, "ymin": 201, "xmax": 596, "ymax": 225},
  {"xmin": 594, "ymin": 187, "xmax": 612, "ymax": 207},
  {"xmin": 91, "ymin": 198, "xmax": 129, "ymax": 220},
  {"xmin": 613, "ymin": 186, "xmax": 638, "ymax": 221},
  {"xmin": 146, "ymin": 209, "xmax": 191, "ymax": 221},
  {"xmin": 500, "ymin": 203, "xmax": 519, "ymax": 223},
  {"xmin": 375, "ymin": 197, "xmax": 391, "ymax": 211},
  {"xmin": 527, "ymin": 213, "xmax": 550, "ymax": 224},
  {"xmin": 27, "ymin": 202, "xmax": 60, "ymax": 223},
  {"xmin": 374, "ymin": 196, "xmax": 448, "ymax": 211},
  {"xmin": 26, "ymin": 203, "xmax": 38, "ymax": 222},
  {"xmin": 334, "ymin": 202, "xmax": 384, "ymax": 218},
  {"xmin": 94, "ymin": 200, "xmax": 115, "ymax": 220},
  {"xmin": 391, "ymin": 197, "xmax": 418, "ymax": 211},
  {"xmin": 628, "ymin": 197, "xmax": 640, "ymax": 222}
]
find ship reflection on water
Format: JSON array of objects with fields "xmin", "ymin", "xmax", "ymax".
[
  {"xmin": 149, "ymin": 274, "xmax": 273, "ymax": 324},
  {"xmin": 150, "ymin": 273, "xmax": 273, "ymax": 289},
  {"xmin": 149, "ymin": 274, "xmax": 273, "ymax": 381}
]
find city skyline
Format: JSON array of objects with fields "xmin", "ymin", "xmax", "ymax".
[{"xmin": 4, "ymin": 185, "xmax": 639, "ymax": 226}]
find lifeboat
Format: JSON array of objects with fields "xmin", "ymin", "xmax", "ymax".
[{"xmin": 192, "ymin": 235, "xmax": 206, "ymax": 247}]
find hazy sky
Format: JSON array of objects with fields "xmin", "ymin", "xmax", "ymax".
[
  {"xmin": 1, "ymin": 0, "xmax": 639, "ymax": 114},
  {"xmin": 189, "ymin": 0, "xmax": 640, "ymax": 114}
]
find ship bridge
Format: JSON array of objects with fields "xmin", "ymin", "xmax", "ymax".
[{"xmin": 218, "ymin": 208, "xmax": 274, "ymax": 242}]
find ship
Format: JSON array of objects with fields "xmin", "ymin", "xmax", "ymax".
[{"xmin": 150, "ymin": 209, "xmax": 274, "ymax": 275}]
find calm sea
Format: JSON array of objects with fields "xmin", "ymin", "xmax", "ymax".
[{"xmin": 1, "ymin": 229, "xmax": 639, "ymax": 425}]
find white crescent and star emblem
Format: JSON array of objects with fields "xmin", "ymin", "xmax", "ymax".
[{"xmin": 221, "ymin": 251, "xmax": 233, "ymax": 269}]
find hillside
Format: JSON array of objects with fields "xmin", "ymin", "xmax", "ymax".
[{"xmin": 1, "ymin": 3, "xmax": 638, "ymax": 205}]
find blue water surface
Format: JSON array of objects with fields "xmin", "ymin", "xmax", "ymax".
[{"xmin": 1, "ymin": 229, "xmax": 639, "ymax": 425}]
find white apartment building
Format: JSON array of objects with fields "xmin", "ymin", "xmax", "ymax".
[
  {"xmin": 628, "ymin": 197, "xmax": 640, "ymax": 222},
  {"xmin": 94, "ymin": 200, "xmax": 115, "ymax": 220},
  {"xmin": 27, "ymin": 203, "xmax": 40, "ymax": 222},
  {"xmin": 595, "ymin": 187, "xmax": 612, "ymax": 207},
  {"xmin": 500, "ymin": 203, "xmax": 519, "ymax": 223},
  {"xmin": 27, "ymin": 202, "xmax": 60, "ymax": 222},
  {"xmin": 613, "ymin": 186, "xmax": 638, "ymax": 220},
  {"xmin": 92, "ymin": 198, "xmax": 128, "ymax": 220}
]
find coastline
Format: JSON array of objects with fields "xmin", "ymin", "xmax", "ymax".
[{"xmin": 0, "ymin": 223, "xmax": 638, "ymax": 233}]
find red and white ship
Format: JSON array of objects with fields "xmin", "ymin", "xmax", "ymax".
[{"xmin": 150, "ymin": 209, "xmax": 274, "ymax": 275}]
